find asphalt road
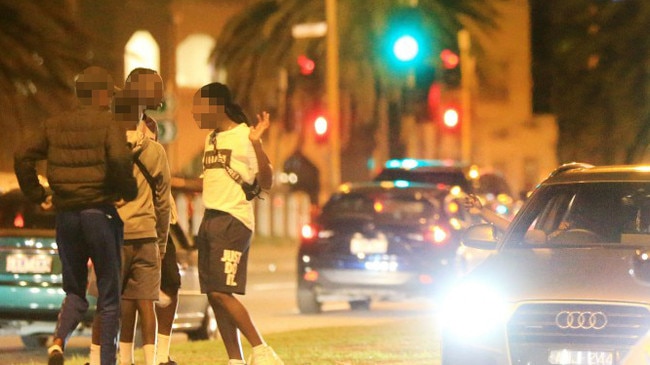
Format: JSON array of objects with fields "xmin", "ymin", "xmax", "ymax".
[{"xmin": 0, "ymin": 238, "xmax": 438, "ymax": 363}]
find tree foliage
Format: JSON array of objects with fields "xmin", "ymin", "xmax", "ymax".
[
  {"xmin": 0, "ymin": 0, "xmax": 89, "ymax": 171},
  {"xmin": 0, "ymin": 0, "xmax": 90, "ymax": 127},
  {"xmin": 538, "ymin": 0, "xmax": 650, "ymax": 164},
  {"xmin": 213, "ymin": 0, "xmax": 497, "ymax": 129}
]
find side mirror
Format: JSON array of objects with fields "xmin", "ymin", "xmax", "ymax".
[
  {"xmin": 631, "ymin": 250, "xmax": 650, "ymax": 284},
  {"xmin": 462, "ymin": 223, "xmax": 499, "ymax": 250}
]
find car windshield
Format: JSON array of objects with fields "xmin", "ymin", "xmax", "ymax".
[
  {"xmin": 0, "ymin": 190, "xmax": 55, "ymax": 230},
  {"xmin": 321, "ymin": 192, "xmax": 438, "ymax": 225},
  {"xmin": 505, "ymin": 182, "xmax": 650, "ymax": 248}
]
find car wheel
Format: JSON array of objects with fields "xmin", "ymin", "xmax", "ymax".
[
  {"xmin": 349, "ymin": 299, "xmax": 371, "ymax": 311},
  {"xmin": 297, "ymin": 286, "xmax": 321, "ymax": 314},
  {"xmin": 20, "ymin": 334, "xmax": 49, "ymax": 349},
  {"xmin": 187, "ymin": 305, "xmax": 218, "ymax": 341}
]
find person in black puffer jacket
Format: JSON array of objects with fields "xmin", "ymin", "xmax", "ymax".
[{"xmin": 14, "ymin": 66, "xmax": 137, "ymax": 365}]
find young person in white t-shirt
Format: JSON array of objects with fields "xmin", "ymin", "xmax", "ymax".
[{"xmin": 192, "ymin": 82, "xmax": 281, "ymax": 365}]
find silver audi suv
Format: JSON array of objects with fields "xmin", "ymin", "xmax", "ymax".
[{"xmin": 440, "ymin": 163, "xmax": 650, "ymax": 365}]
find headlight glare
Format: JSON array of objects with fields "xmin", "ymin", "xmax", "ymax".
[{"xmin": 440, "ymin": 282, "xmax": 507, "ymax": 339}]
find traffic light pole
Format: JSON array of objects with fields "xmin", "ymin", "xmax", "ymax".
[
  {"xmin": 458, "ymin": 29, "xmax": 474, "ymax": 163},
  {"xmin": 326, "ymin": 0, "xmax": 341, "ymax": 193}
]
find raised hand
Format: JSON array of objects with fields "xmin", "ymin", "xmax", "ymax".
[
  {"xmin": 464, "ymin": 194, "xmax": 483, "ymax": 215},
  {"xmin": 249, "ymin": 111, "xmax": 270, "ymax": 142}
]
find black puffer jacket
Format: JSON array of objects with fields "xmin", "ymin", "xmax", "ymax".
[{"xmin": 14, "ymin": 105, "xmax": 137, "ymax": 210}]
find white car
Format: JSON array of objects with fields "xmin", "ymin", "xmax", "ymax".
[{"xmin": 440, "ymin": 163, "xmax": 650, "ymax": 365}]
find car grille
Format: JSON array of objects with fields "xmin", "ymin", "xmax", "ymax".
[{"xmin": 507, "ymin": 302, "xmax": 650, "ymax": 363}]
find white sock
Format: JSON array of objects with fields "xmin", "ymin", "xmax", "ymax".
[
  {"xmin": 48, "ymin": 344, "xmax": 63, "ymax": 355},
  {"xmin": 119, "ymin": 341, "xmax": 133, "ymax": 365},
  {"xmin": 143, "ymin": 343, "xmax": 156, "ymax": 365},
  {"xmin": 89, "ymin": 344, "xmax": 101, "ymax": 365},
  {"xmin": 252, "ymin": 344, "xmax": 268, "ymax": 354},
  {"xmin": 228, "ymin": 359, "xmax": 247, "ymax": 365},
  {"xmin": 156, "ymin": 334, "xmax": 171, "ymax": 363}
]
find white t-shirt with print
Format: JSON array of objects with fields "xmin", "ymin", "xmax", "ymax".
[{"xmin": 202, "ymin": 123, "xmax": 258, "ymax": 230}]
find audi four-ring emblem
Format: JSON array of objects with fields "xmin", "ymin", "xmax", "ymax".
[{"xmin": 555, "ymin": 311, "xmax": 608, "ymax": 330}]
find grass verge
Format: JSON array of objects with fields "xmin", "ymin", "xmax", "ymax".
[{"xmin": 9, "ymin": 316, "xmax": 441, "ymax": 365}]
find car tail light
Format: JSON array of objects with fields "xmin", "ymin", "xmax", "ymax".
[
  {"xmin": 374, "ymin": 200, "xmax": 384, "ymax": 212},
  {"xmin": 14, "ymin": 213, "xmax": 24, "ymax": 228},
  {"xmin": 301, "ymin": 224, "xmax": 317, "ymax": 241},
  {"xmin": 419, "ymin": 274, "xmax": 434, "ymax": 284},
  {"xmin": 303, "ymin": 270, "xmax": 319, "ymax": 282},
  {"xmin": 301, "ymin": 224, "xmax": 334, "ymax": 242},
  {"xmin": 425, "ymin": 225, "xmax": 448, "ymax": 245}
]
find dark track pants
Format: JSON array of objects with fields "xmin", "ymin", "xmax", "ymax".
[{"xmin": 54, "ymin": 205, "xmax": 123, "ymax": 365}]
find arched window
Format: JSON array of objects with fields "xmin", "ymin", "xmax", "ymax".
[
  {"xmin": 124, "ymin": 30, "xmax": 160, "ymax": 78},
  {"xmin": 176, "ymin": 34, "xmax": 216, "ymax": 88}
]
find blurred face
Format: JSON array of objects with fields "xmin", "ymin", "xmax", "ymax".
[
  {"xmin": 76, "ymin": 81, "xmax": 113, "ymax": 108},
  {"xmin": 113, "ymin": 89, "xmax": 139, "ymax": 130},
  {"xmin": 124, "ymin": 73, "xmax": 164, "ymax": 110},
  {"xmin": 192, "ymin": 92, "xmax": 226, "ymax": 130}
]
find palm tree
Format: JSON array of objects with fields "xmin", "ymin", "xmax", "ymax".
[
  {"xmin": 0, "ymin": 0, "xmax": 89, "ymax": 170},
  {"xmin": 534, "ymin": 0, "xmax": 650, "ymax": 165},
  {"xmin": 211, "ymin": 0, "xmax": 502, "ymax": 181}
]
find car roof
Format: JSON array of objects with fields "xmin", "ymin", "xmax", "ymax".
[
  {"xmin": 381, "ymin": 158, "xmax": 469, "ymax": 171},
  {"xmin": 334, "ymin": 180, "xmax": 453, "ymax": 196},
  {"xmin": 542, "ymin": 163, "xmax": 650, "ymax": 185}
]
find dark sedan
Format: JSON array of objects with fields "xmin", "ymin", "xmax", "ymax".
[{"xmin": 296, "ymin": 180, "xmax": 464, "ymax": 313}]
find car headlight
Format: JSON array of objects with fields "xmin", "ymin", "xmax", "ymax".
[{"xmin": 440, "ymin": 281, "xmax": 508, "ymax": 339}]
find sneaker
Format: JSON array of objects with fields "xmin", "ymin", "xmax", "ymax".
[
  {"xmin": 47, "ymin": 348, "xmax": 64, "ymax": 365},
  {"xmin": 159, "ymin": 357, "xmax": 178, "ymax": 365},
  {"xmin": 248, "ymin": 345, "xmax": 283, "ymax": 365}
]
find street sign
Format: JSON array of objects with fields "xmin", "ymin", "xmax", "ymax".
[{"xmin": 292, "ymin": 22, "xmax": 327, "ymax": 39}]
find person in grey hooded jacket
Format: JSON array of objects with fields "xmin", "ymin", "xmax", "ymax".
[{"xmin": 110, "ymin": 67, "xmax": 171, "ymax": 365}]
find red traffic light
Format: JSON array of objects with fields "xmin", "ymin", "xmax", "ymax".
[
  {"xmin": 440, "ymin": 49, "xmax": 459, "ymax": 70},
  {"xmin": 314, "ymin": 115, "xmax": 328, "ymax": 143},
  {"xmin": 442, "ymin": 106, "xmax": 460, "ymax": 129},
  {"xmin": 298, "ymin": 55, "xmax": 315, "ymax": 75}
]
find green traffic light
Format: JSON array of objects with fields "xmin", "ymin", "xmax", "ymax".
[{"xmin": 393, "ymin": 35, "xmax": 419, "ymax": 62}]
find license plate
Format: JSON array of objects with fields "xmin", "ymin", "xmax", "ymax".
[
  {"xmin": 6, "ymin": 254, "xmax": 53, "ymax": 274},
  {"xmin": 548, "ymin": 349, "xmax": 613, "ymax": 365},
  {"xmin": 350, "ymin": 233, "xmax": 388, "ymax": 254}
]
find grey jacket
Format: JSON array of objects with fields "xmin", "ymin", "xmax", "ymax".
[{"xmin": 118, "ymin": 130, "xmax": 171, "ymax": 254}]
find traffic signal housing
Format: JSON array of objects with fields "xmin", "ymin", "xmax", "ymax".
[
  {"xmin": 440, "ymin": 48, "xmax": 461, "ymax": 88},
  {"xmin": 429, "ymin": 83, "xmax": 461, "ymax": 132},
  {"xmin": 383, "ymin": 7, "xmax": 430, "ymax": 69}
]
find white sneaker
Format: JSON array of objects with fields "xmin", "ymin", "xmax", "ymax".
[{"xmin": 248, "ymin": 345, "xmax": 284, "ymax": 365}]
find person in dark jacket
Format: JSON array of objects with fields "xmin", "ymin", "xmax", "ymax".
[{"xmin": 14, "ymin": 66, "xmax": 137, "ymax": 365}]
